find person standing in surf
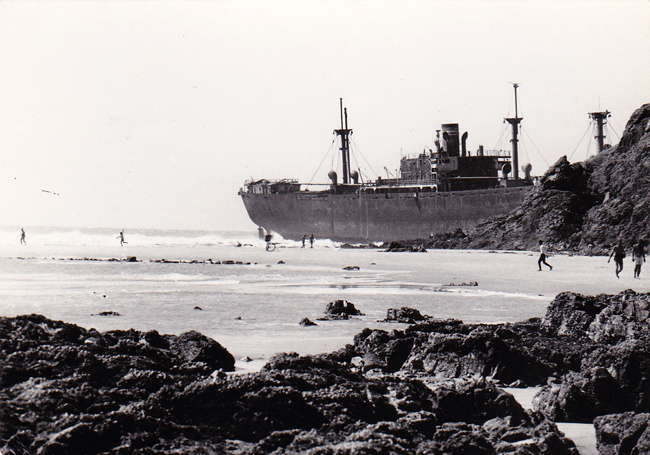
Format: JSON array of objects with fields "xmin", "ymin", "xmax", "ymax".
[
  {"xmin": 20, "ymin": 228, "xmax": 26, "ymax": 245},
  {"xmin": 117, "ymin": 230, "xmax": 127, "ymax": 247},
  {"xmin": 608, "ymin": 240, "xmax": 626, "ymax": 279},
  {"xmin": 537, "ymin": 240, "xmax": 552, "ymax": 271}
]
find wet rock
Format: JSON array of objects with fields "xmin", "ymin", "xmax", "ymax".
[{"xmin": 299, "ymin": 317, "xmax": 317, "ymax": 326}]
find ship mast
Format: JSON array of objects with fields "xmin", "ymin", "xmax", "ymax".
[
  {"xmin": 589, "ymin": 110, "xmax": 610, "ymax": 153},
  {"xmin": 504, "ymin": 83, "xmax": 522, "ymax": 180},
  {"xmin": 334, "ymin": 98, "xmax": 353, "ymax": 184}
]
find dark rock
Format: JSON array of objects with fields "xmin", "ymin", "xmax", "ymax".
[
  {"xmin": 533, "ymin": 367, "xmax": 630, "ymax": 422},
  {"xmin": 342, "ymin": 265, "xmax": 360, "ymax": 270},
  {"xmin": 384, "ymin": 241, "xmax": 428, "ymax": 252},
  {"xmin": 354, "ymin": 328, "xmax": 414, "ymax": 372},
  {"xmin": 299, "ymin": 317, "xmax": 317, "ymax": 326},
  {"xmin": 325, "ymin": 299, "xmax": 364, "ymax": 316},
  {"xmin": 168, "ymin": 330, "xmax": 236, "ymax": 372},
  {"xmin": 594, "ymin": 412, "xmax": 650, "ymax": 455},
  {"xmin": 540, "ymin": 291, "xmax": 609, "ymax": 338},
  {"xmin": 93, "ymin": 311, "xmax": 121, "ymax": 316},
  {"xmin": 588, "ymin": 291, "xmax": 650, "ymax": 343},
  {"xmin": 384, "ymin": 307, "xmax": 428, "ymax": 324}
]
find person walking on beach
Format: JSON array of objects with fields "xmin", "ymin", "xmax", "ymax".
[
  {"xmin": 117, "ymin": 230, "xmax": 127, "ymax": 247},
  {"xmin": 537, "ymin": 240, "xmax": 552, "ymax": 271},
  {"xmin": 309, "ymin": 234, "xmax": 314, "ymax": 248},
  {"xmin": 20, "ymin": 228, "xmax": 26, "ymax": 245},
  {"xmin": 301, "ymin": 235, "xmax": 306, "ymax": 248},
  {"xmin": 608, "ymin": 240, "xmax": 626, "ymax": 279},
  {"xmin": 633, "ymin": 240, "xmax": 646, "ymax": 279}
]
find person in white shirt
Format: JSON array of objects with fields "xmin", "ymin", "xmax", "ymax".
[{"xmin": 538, "ymin": 240, "xmax": 552, "ymax": 271}]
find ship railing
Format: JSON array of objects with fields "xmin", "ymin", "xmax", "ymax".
[
  {"xmin": 244, "ymin": 178, "xmax": 299, "ymax": 185},
  {"xmin": 481, "ymin": 149, "xmax": 511, "ymax": 157}
]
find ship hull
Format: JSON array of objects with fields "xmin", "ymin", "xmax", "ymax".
[{"xmin": 240, "ymin": 186, "xmax": 531, "ymax": 243}]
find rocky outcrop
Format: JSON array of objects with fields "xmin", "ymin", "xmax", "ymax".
[
  {"xmin": 353, "ymin": 290, "xmax": 650, "ymax": 426},
  {"xmin": 353, "ymin": 318, "xmax": 590, "ymax": 385},
  {"xmin": 0, "ymin": 317, "xmax": 578, "ymax": 455},
  {"xmin": 534, "ymin": 290, "xmax": 650, "ymax": 422}
]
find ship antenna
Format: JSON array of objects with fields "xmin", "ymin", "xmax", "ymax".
[
  {"xmin": 335, "ymin": 98, "xmax": 353, "ymax": 184},
  {"xmin": 505, "ymin": 83, "xmax": 522, "ymax": 180}
]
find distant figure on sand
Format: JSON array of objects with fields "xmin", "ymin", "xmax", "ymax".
[
  {"xmin": 309, "ymin": 234, "xmax": 314, "ymax": 248},
  {"xmin": 608, "ymin": 240, "xmax": 626, "ymax": 278},
  {"xmin": 117, "ymin": 230, "xmax": 127, "ymax": 247},
  {"xmin": 20, "ymin": 228, "xmax": 26, "ymax": 245},
  {"xmin": 301, "ymin": 235, "xmax": 306, "ymax": 248},
  {"xmin": 633, "ymin": 240, "xmax": 646, "ymax": 279},
  {"xmin": 537, "ymin": 240, "xmax": 552, "ymax": 271}
]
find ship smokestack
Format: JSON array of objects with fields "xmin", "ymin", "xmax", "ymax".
[
  {"xmin": 441, "ymin": 124, "xmax": 459, "ymax": 156},
  {"xmin": 350, "ymin": 170, "xmax": 359, "ymax": 184},
  {"xmin": 478, "ymin": 145, "xmax": 484, "ymax": 156},
  {"xmin": 461, "ymin": 132, "xmax": 468, "ymax": 157}
]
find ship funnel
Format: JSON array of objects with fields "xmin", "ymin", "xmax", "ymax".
[
  {"xmin": 478, "ymin": 145, "xmax": 484, "ymax": 156},
  {"xmin": 350, "ymin": 170, "xmax": 359, "ymax": 184},
  {"xmin": 441, "ymin": 124, "xmax": 460, "ymax": 156},
  {"xmin": 461, "ymin": 132, "xmax": 468, "ymax": 157},
  {"xmin": 328, "ymin": 171, "xmax": 338, "ymax": 186},
  {"xmin": 522, "ymin": 163, "xmax": 532, "ymax": 180}
]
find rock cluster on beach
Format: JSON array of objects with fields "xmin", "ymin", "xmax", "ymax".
[{"xmin": 3, "ymin": 289, "xmax": 650, "ymax": 453}]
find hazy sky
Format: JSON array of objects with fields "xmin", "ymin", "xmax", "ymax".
[{"xmin": 1, "ymin": 0, "xmax": 649, "ymax": 232}]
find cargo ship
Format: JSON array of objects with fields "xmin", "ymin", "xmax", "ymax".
[{"xmin": 239, "ymin": 86, "xmax": 534, "ymax": 243}]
